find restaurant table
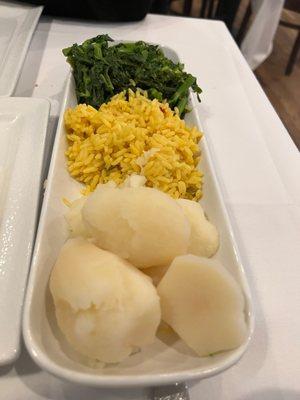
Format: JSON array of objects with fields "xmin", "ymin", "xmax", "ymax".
[{"xmin": 1, "ymin": 13, "xmax": 300, "ymax": 400}]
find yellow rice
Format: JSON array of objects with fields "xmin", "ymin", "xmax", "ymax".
[{"xmin": 64, "ymin": 90, "xmax": 203, "ymax": 200}]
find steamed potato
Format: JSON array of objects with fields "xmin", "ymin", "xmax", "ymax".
[
  {"xmin": 157, "ymin": 255, "xmax": 247, "ymax": 356},
  {"xmin": 65, "ymin": 197, "xmax": 89, "ymax": 237},
  {"xmin": 82, "ymin": 185, "xmax": 191, "ymax": 268},
  {"xmin": 177, "ymin": 199, "xmax": 219, "ymax": 257},
  {"xmin": 50, "ymin": 238, "xmax": 161, "ymax": 363},
  {"xmin": 143, "ymin": 265, "xmax": 170, "ymax": 286}
]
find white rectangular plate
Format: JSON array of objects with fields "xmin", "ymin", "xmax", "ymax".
[
  {"xmin": 0, "ymin": 1, "xmax": 43, "ymax": 96},
  {"xmin": 0, "ymin": 97, "xmax": 50, "ymax": 366},
  {"xmin": 23, "ymin": 46, "xmax": 254, "ymax": 387}
]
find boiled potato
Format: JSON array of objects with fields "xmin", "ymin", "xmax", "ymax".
[
  {"xmin": 50, "ymin": 238, "xmax": 161, "ymax": 363},
  {"xmin": 82, "ymin": 186, "xmax": 190, "ymax": 268},
  {"xmin": 177, "ymin": 199, "xmax": 219, "ymax": 257},
  {"xmin": 64, "ymin": 180, "xmax": 121, "ymax": 238},
  {"xmin": 143, "ymin": 265, "xmax": 170, "ymax": 286},
  {"xmin": 157, "ymin": 255, "xmax": 247, "ymax": 356},
  {"xmin": 65, "ymin": 197, "xmax": 89, "ymax": 237}
]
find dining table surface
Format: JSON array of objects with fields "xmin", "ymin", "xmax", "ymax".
[{"xmin": 0, "ymin": 12, "xmax": 300, "ymax": 400}]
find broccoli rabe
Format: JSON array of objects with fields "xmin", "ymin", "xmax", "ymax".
[{"xmin": 63, "ymin": 34, "xmax": 202, "ymax": 116}]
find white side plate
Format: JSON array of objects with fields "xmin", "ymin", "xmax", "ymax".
[
  {"xmin": 0, "ymin": 1, "xmax": 43, "ymax": 96},
  {"xmin": 23, "ymin": 46, "xmax": 254, "ymax": 387},
  {"xmin": 0, "ymin": 97, "xmax": 50, "ymax": 366}
]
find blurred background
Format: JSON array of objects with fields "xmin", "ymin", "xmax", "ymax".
[{"xmin": 153, "ymin": 0, "xmax": 300, "ymax": 149}]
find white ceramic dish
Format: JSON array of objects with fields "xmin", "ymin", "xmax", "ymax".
[
  {"xmin": 23, "ymin": 46, "xmax": 254, "ymax": 387},
  {"xmin": 0, "ymin": 97, "xmax": 49, "ymax": 366},
  {"xmin": 0, "ymin": 1, "xmax": 43, "ymax": 96}
]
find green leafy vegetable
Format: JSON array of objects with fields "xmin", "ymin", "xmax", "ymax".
[{"xmin": 63, "ymin": 35, "xmax": 202, "ymax": 116}]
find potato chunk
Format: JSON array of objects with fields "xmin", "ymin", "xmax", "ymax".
[
  {"xmin": 82, "ymin": 186, "xmax": 190, "ymax": 268},
  {"xmin": 177, "ymin": 199, "xmax": 219, "ymax": 258},
  {"xmin": 50, "ymin": 238, "xmax": 161, "ymax": 363},
  {"xmin": 157, "ymin": 255, "xmax": 247, "ymax": 356}
]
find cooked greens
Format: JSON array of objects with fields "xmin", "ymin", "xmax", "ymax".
[{"xmin": 62, "ymin": 34, "xmax": 202, "ymax": 116}]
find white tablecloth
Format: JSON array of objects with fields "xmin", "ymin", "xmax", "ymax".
[
  {"xmin": 1, "ymin": 14, "xmax": 300, "ymax": 400},
  {"xmin": 241, "ymin": 0, "xmax": 285, "ymax": 69}
]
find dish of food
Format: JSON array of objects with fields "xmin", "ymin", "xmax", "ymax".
[{"xmin": 23, "ymin": 37, "xmax": 253, "ymax": 387}]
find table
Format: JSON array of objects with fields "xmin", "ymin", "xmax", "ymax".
[{"xmin": 1, "ymin": 14, "xmax": 300, "ymax": 400}]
